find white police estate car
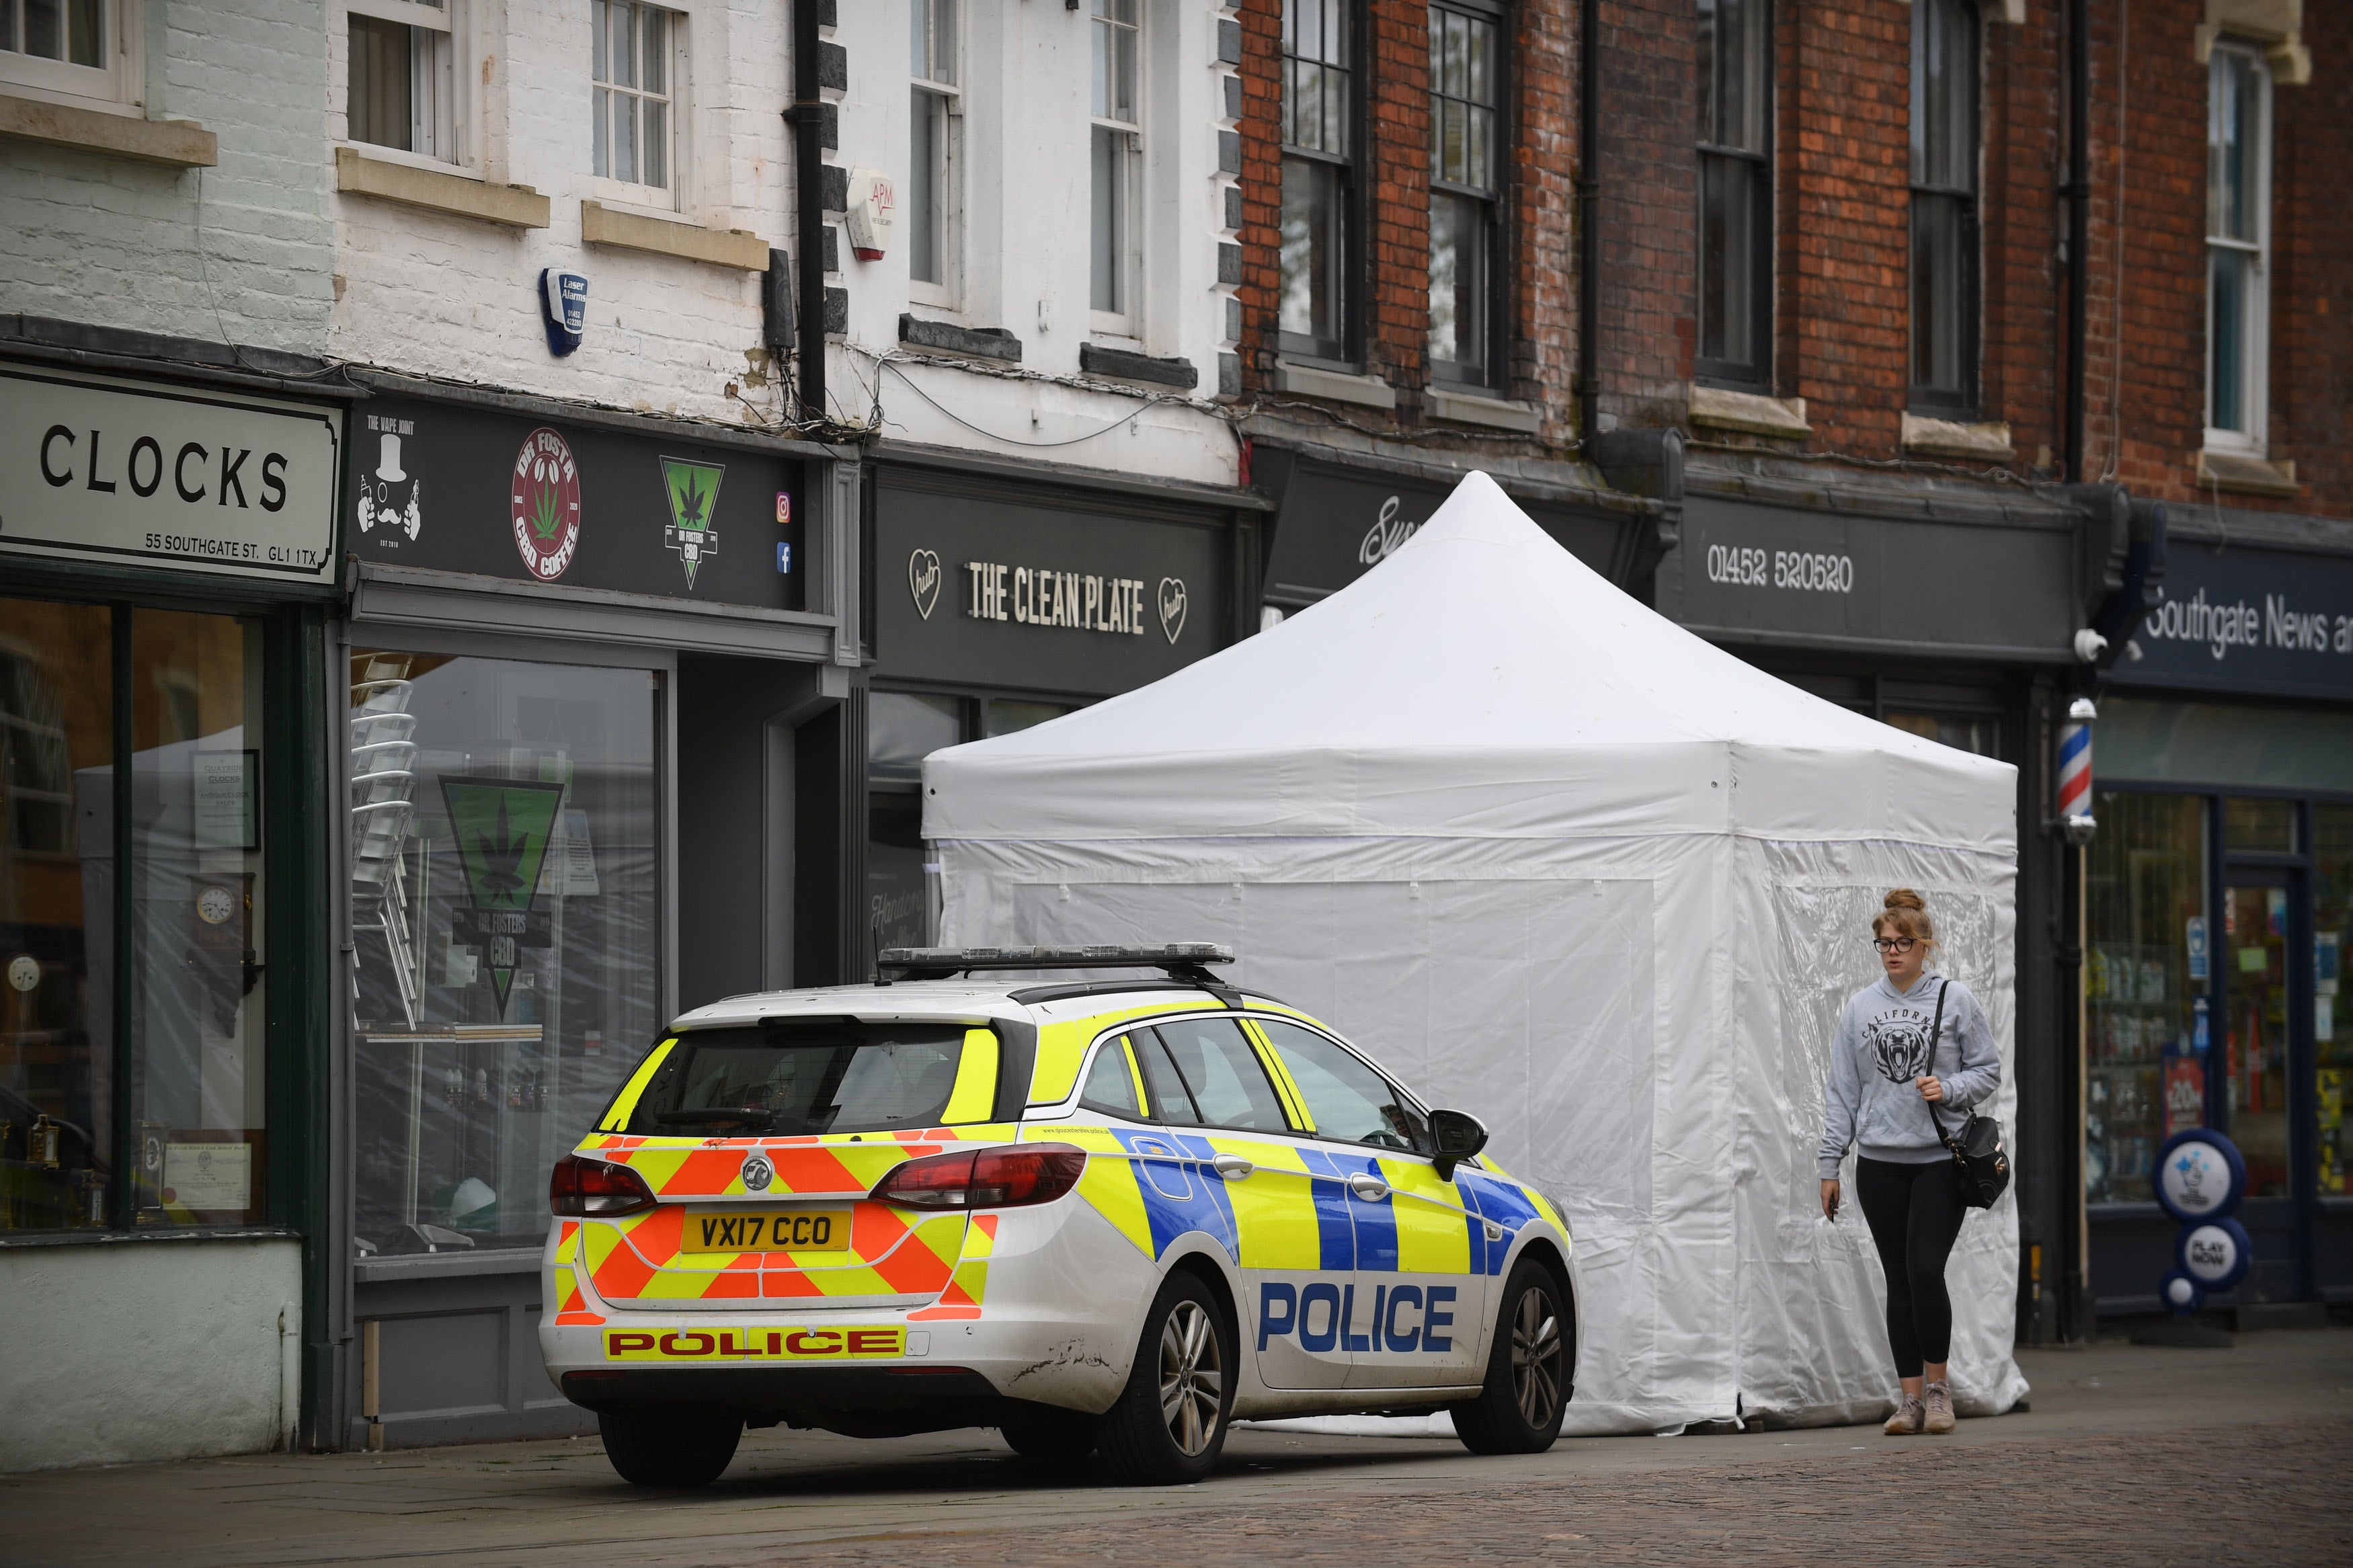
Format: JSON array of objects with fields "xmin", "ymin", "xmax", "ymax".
[{"xmin": 541, "ymin": 946, "xmax": 1579, "ymax": 1486}]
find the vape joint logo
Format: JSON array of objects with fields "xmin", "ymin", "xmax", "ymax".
[
  {"xmin": 660, "ymin": 456, "xmax": 724, "ymax": 589},
  {"xmin": 1868, "ymin": 1007, "xmax": 1938, "ymax": 1083},
  {"xmin": 358, "ymin": 417, "xmax": 422, "ymax": 544},
  {"xmin": 510, "ymin": 427, "xmax": 582, "ymax": 581}
]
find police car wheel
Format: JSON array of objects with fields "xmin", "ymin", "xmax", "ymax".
[
  {"xmin": 596, "ymin": 1407, "xmax": 742, "ymax": 1487},
  {"xmin": 998, "ymin": 1403, "xmax": 1099, "ymax": 1460},
  {"xmin": 1095, "ymin": 1271, "xmax": 1233, "ymax": 1485},
  {"xmin": 1451, "ymin": 1260, "xmax": 1569, "ymax": 1455}
]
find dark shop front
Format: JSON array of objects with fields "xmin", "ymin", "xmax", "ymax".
[
  {"xmin": 332, "ymin": 381, "xmax": 863, "ymax": 1449},
  {"xmin": 2085, "ymin": 532, "xmax": 2353, "ymax": 1317},
  {"xmin": 864, "ymin": 448, "xmax": 1254, "ymax": 957}
]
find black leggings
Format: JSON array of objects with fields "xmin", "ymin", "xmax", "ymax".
[{"xmin": 1856, "ymin": 1157, "xmax": 1966, "ymax": 1378}]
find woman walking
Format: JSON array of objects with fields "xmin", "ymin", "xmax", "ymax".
[{"xmin": 1819, "ymin": 889, "xmax": 2001, "ymax": 1435}]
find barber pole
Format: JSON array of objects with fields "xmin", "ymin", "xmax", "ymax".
[{"xmin": 2059, "ymin": 697, "xmax": 2097, "ymax": 843}]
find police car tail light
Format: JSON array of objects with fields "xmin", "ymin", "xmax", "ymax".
[
  {"xmin": 550, "ymin": 1154, "xmax": 658, "ymax": 1217},
  {"xmin": 873, "ymin": 1144, "xmax": 1087, "ymax": 1210}
]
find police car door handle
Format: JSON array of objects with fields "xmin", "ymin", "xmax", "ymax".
[
  {"xmin": 1211, "ymin": 1153, "xmax": 1254, "ymax": 1179},
  {"xmin": 1349, "ymin": 1173, "xmax": 1388, "ymax": 1201}
]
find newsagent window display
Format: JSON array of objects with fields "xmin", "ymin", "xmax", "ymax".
[
  {"xmin": 348, "ymin": 651, "xmax": 658, "ymax": 1254},
  {"xmin": 2084, "ymin": 792, "xmax": 2206, "ymax": 1205},
  {"xmin": 2319, "ymin": 805, "xmax": 2352, "ymax": 1196}
]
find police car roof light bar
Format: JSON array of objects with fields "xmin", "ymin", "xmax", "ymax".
[{"xmin": 875, "ymin": 944, "xmax": 1236, "ymax": 983}]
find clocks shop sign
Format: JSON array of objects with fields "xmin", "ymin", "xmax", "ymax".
[
  {"xmin": 876, "ymin": 466, "xmax": 1228, "ymax": 696},
  {"xmin": 0, "ymin": 361, "xmax": 341, "ymax": 587}
]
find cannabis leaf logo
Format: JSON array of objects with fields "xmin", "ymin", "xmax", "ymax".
[
  {"xmin": 531, "ymin": 483, "xmax": 561, "ymax": 541},
  {"xmin": 475, "ymin": 796, "xmax": 530, "ymax": 900},
  {"xmin": 676, "ymin": 469, "xmax": 711, "ymax": 530}
]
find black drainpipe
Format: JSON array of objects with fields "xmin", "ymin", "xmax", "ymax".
[
  {"xmin": 1577, "ymin": 0, "xmax": 1602, "ymax": 448},
  {"xmin": 791, "ymin": 0, "xmax": 826, "ymax": 424},
  {"xmin": 2062, "ymin": 0, "xmax": 2089, "ymax": 481}
]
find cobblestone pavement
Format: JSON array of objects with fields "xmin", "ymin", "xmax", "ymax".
[{"xmin": 7, "ymin": 1329, "xmax": 2351, "ymax": 1568}]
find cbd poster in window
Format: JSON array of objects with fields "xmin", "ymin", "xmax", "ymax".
[{"xmin": 440, "ymin": 777, "xmax": 567, "ymax": 1013}]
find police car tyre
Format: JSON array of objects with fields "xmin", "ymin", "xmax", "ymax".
[
  {"xmin": 998, "ymin": 1403, "xmax": 1099, "ymax": 1460},
  {"xmin": 597, "ymin": 1407, "xmax": 742, "ymax": 1487},
  {"xmin": 1451, "ymin": 1258, "xmax": 1570, "ymax": 1454},
  {"xmin": 1094, "ymin": 1270, "xmax": 1233, "ymax": 1485}
]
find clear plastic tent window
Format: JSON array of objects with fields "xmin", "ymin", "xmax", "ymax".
[{"xmin": 923, "ymin": 471, "xmax": 2027, "ymax": 1433}]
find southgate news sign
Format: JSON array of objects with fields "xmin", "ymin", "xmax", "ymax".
[
  {"xmin": 2118, "ymin": 540, "xmax": 2353, "ymax": 700},
  {"xmin": 0, "ymin": 362, "xmax": 340, "ymax": 585}
]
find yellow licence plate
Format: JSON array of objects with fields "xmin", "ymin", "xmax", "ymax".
[{"xmin": 680, "ymin": 1207, "xmax": 850, "ymax": 1257}]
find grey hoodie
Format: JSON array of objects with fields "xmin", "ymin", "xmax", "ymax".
[{"xmin": 1818, "ymin": 973, "xmax": 2000, "ymax": 1180}]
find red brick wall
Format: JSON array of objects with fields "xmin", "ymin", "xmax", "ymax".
[
  {"xmin": 1234, "ymin": 0, "xmax": 1581, "ymax": 446},
  {"xmin": 2085, "ymin": 0, "xmax": 2348, "ymax": 516},
  {"xmin": 1592, "ymin": 0, "xmax": 1696, "ymax": 427}
]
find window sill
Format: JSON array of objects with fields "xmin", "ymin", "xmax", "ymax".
[
  {"xmin": 1689, "ymin": 385, "xmax": 1810, "ymax": 440},
  {"xmin": 1901, "ymin": 411, "xmax": 2014, "ymax": 462},
  {"xmin": 580, "ymin": 200, "xmax": 768, "ymax": 270},
  {"xmin": 900, "ymin": 314, "xmax": 1024, "ymax": 364},
  {"xmin": 2195, "ymin": 447, "xmax": 2300, "ymax": 497},
  {"xmin": 1427, "ymin": 386, "xmax": 1541, "ymax": 434},
  {"xmin": 0, "ymin": 90, "xmax": 215, "ymax": 167},
  {"xmin": 354, "ymin": 1244, "xmax": 542, "ymax": 1283},
  {"xmin": 1272, "ymin": 360, "xmax": 1396, "ymax": 411},
  {"xmin": 1080, "ymin": 341, "xmax": 1198, "ymax": 391},
  {"xmin": 335, "ymin": 145, "xmax": 549, "ymax": 229},
  {"xmin": 0, "ymin": 1225, "xmax": 297, "ymax": 1250}
]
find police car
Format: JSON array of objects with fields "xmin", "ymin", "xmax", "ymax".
[{"xmin": 540, "ymin": 945, "xmax": 1579, "ymax": 1487}]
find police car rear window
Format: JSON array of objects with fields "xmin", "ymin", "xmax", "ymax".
[{"xmin": 623, "ymin": 1022, "xmax": 968, "ymax": 1136}]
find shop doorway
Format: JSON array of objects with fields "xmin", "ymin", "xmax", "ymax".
[{"xmin": 2219, "ymin": 868, "xmax": 2307, "ymax": 1301}]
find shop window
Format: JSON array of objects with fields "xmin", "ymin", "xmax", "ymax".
[
  {"xmin": 1908, "ymin": 0, "xmax": 1979, "ymax": 413},
  {"xmin": 866, "ymin": 692, "xmax": 964, "ymax": 958},
  {"xmin": 346, "ymin": 651, "xmax": 659, "ymax": 1255},
  {"xmin": 1882, "ymin": 710, "xmax": 1999, "ymax": 757},
  {"xmin": 1, "ymin": 599, "xmax": 270, "ymax": 1234},
  {"xmin": 2, "ymin": 0, "xmax": 138, "ymax": 110},
  {"xmin": 1696, "ymin": 0, "xmax": 1771, "ymax": 388},
  {"xmin": 592, "ymin": 0, "xmax": 682, "ymax": 205},
  {"xmin": 1088, "ymin": 0, "xmax": 1142, "ymax": 328},
  {"xmin": 1428, "ymin": 0, "xmax": 1502, "ymax": 389},
  {"xmin": 2205, "ymin": 42, "xmax": 2271, "ymax": 452},
  {"xmin": 2224, "ymin": 795, "xmax": 2294, "ymax": 854},
  {"xmin": 2083, "ymin": 792, "xmax": 2207, "ymax": 1206},
  {"xmin": 984, "ymin": 699, "xmax": 1072, "ymax": 738},
  {"xmin": 908, "ymin": 0, "xmax": 960, "ymax": 299},
  {"xmin": 2316, "ymin": 805, "xmax": 2352, "ymax": 1196},
  {"xmin": 1280, "ymin": 0, "xmax": 1357, "ymax": 363},
  {"xmin": 348, "ymin": 0, "xmax": 460, "ymax": 163}
]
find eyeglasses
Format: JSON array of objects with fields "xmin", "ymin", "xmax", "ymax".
[{"xmin": 1873, "ymin": 937, "xmax": 1917, "ymax": 954}]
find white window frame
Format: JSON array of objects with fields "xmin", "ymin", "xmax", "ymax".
[
  {"xmin": 908, "ymin": 0, "xmax": 961, "ymax": 309},
  {"xmin": 1088, "ymin": 0, "xmax": 1142, "ymax": 340},
  {"xmin": 588, "ymin": 0, "xmax": 690, "ymax": 215},
  {"xmin": 2203, "ymin": 38, "xmax": 2272, "ymax": 456},
  {"xmin": 342, "ymin": 0, "xmax": 469, "ymax": 171},
  {"xmin": 0, "ymin": 0, "xmax": 143, "ymax": 114}
]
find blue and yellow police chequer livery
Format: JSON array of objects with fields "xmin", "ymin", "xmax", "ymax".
[{"xmin": 537, "ymin": 977, "xmax": 1578, "ymax": 1427}]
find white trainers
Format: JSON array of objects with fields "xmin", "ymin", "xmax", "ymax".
[
  {"xmin": 1923, "ymin": 1379, "xmax": 1956, "ymax": 1434},
  {"xmin": 1883, "ymin": 1396, "xmax": 1925, "ymax": 1436}
]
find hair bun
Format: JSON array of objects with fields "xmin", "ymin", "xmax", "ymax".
[{"xmin": 1884, "ymin": 888, "xmax": 1927, "ymax": 913}]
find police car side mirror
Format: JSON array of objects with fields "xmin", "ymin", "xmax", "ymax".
[{"xmin": 1429, "ymin": 1109, "xmax": 1488, "ymax": 1181}]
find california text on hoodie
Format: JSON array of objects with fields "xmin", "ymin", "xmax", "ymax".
[{"xmin": 1819, "ymin": 972, "xmax": 2001, "ymax": 1180}]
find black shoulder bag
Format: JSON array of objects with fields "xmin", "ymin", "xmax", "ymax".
[{"xmin": 1925, "ymin": 980, "xmax": 2011, "ymax": 1209}]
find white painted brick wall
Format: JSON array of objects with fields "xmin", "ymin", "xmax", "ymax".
[
  {"xmin": 327, "ymin": 0, "xmax": 792, "ymax": 425},
  {"xmin": 826, "ymin": 0, "xmax": 1238, "ymax": 487},
  {"xmin": 0, "ymin": 0, "xmax": 335, "ymax": 354}
]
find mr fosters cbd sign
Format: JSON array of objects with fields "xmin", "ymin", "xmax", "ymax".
[{"xmin": 0, "ymin": 363, "xmax": 340, "ymax": 585}]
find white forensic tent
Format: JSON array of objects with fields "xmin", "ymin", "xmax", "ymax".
[{"xmin": 923, "ymin": 470, "xmax": 2029, "ymax": 1434}]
